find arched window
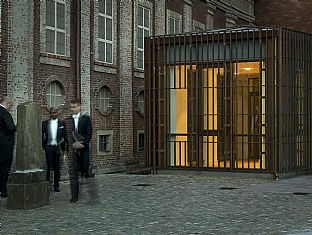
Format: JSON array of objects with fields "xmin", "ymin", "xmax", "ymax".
[
  {"xmin": 138, "ymin": 91, "xmax": 144, "ymax": 114},
  {"xmin": 45, "ymin": 81, "xmax": 63, "ymax": 108},
  {"xmin": 99, "ymin": 86, "xmax": 112, "ymax": 112}
]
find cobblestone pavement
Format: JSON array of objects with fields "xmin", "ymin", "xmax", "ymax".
[{"xmin": 1, "ymin": 173, "xmax": 312, "ymax": 235}]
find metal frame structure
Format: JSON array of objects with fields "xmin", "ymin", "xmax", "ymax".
[{"xmin": 144, "ymin": 27, "xmax": 312, "ymax": 175}]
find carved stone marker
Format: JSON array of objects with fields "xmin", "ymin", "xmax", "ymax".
[{"xmin": 7, "ymin": 102, "xmax": 49, "ymax": 209}]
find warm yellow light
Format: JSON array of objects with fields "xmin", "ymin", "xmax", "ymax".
[{"xmin": 243, "ymin": 68, "xmax": 253, "ymax": 71}]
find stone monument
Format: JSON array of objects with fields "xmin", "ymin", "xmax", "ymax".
[{"xmin": 7, "ymin": 102, "xmax": 49, "ymax": 209}]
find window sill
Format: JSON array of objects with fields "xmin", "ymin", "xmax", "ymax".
[
  {"xmin": 134, "ymin": 69, "xmax": 144, "ymax": 79},
  {"xmin": 98, "ymin": 150, "xmax": 113, "ymax": 156},
  {"xmin": 95, "ymin": 106, "xmax": 114, "ymax": 116},
  {"xmin": 94, "ymin": 61, "xmax": 117, "ymax": 74},
  {"xmin": 40, "ymin": 53, "xmax": 71, "ymax": 68}
]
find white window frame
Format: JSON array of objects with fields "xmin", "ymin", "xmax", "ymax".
[
  {"xmin": 138, "ymin": 91, "xmax": 144, "ymax": 114},
  {"xmin": 98, "ymin": 0, "xmax": 113, "ymax": 64},
  {"xmin": 168, "ymin": 17, "xmax": 180, "ymax": 34},
  {"xmin": 167, "ymin": 10, "xmax": 182, "ymax": 35},
  {"xmin": 46, "ymin": 0, "xmax": 66, "ymax": 55},
  {"xmin": 40, "ymin": 0, "xmax": 71, "ymax": 60},
  {"xmin": 137, "ymin": 5, "xmax": 150, "ymax": 69},
  {"xmin": 97, "ymin": 130, "xmax": 113, "ymax": 155},
  {"xmin": 45, "ymin": 81, "xmax": 63, "ymax": 108},
  {"xmin": 99, "ymin": 86, "xmax": 111, "ymax": 113}
]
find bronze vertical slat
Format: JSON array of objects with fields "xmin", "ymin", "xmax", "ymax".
[
  {"xmin": 144, "ymin": 37, "xmax": 150, "ymax": 170},
  {"xmin": 277, "ymin": 29, "xmax": 283, "ymax": 173},
  {"xmin": 200, "ymin": 32, "xmax": 204, "ymax": 168},
  {"xmin": 210, "ymin": 32, "xmax": 215, "ymax": 169},
  {"xmin": 258, "ymin": 28, "xmax": 263, "ymax": 171},
  {"xmin": 205, "ymin": 32, "xmax": 209, "ymax": 168},
  {"xmin": 264, "ymin": 28, "xmax": 269, "ymax": 171},
  {"xmin": 152, "ymin": 37, "xmax": 157, "ymax": 173},
  {"xmin": 163, "ymin": 36, "xmax": 168, "ymax": 169},
  {"xmin": 228, "ymin": 30, "xmax": 234, "ymax": 170},
  {"xmin": 273, "ymin": 30, "xmax": 278, "ymax": 174},
  {"xmin": 157, "ymin": 36, "xmax": 161, "ymax": 170}
]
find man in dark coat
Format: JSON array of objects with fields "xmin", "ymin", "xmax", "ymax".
[
  {"xmin": 0, "ymin": 97, "xmax": 16, "ymax": 198},
  {"xmin": 42, "ymin": 107, "xmax": 68, "ymax": 192},
  {"xmin": 68, "ymin": 99, "xmax": 92, "ymax": 202}
]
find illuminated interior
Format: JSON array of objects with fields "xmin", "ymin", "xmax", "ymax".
[{"xmin": 169, "ymin": 62, "xmax": 265, "ymax": 169}]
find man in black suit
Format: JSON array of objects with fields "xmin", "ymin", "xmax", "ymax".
[
  {"xmin": 68, "ymin": 99, "xmax": 92, "ymax": 202},
  {"xmin": 42, "ymin": 108, "xmax": 68, "ymax": 192},
  {"xmin": 0, "ymin": 97, "xmax": 16, "ymax": 198}
]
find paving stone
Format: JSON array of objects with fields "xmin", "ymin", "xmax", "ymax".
[{"xmin": 0, "ymin": 174, "xmax": 312, "ymax": 234}]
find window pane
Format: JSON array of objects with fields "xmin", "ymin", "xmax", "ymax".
[
  {"xmin": 138, "ymin": 6, "xmax": 143, "ymax": 26},
  {"xmin": 175, "ymin": 20, "xmax": 180, "ymax": 33},
  {"xmin": 46, "ymin": 29, "xmax": 55, "ymax": 53},
  {"xmin": 98, "ymin": 41, "xmax": 105, "ymax": 62},
  {"xmin": 46, "ymin": 82, "xmax": 63, "ymax": 108},
  {"xmin": 99, "ymin": 0, "xmax": 105, "ymax": 14},
  {"xmin": 144, "ymin": 8, "xmax": 149, "ymax": 28},
  {"xmin": 169, "ymin": 18, "xmax": 174, "ymax": 34},
  {"xmin": 57, "ymin": 2, "xmax": 65, "ymax": 29},
  {"xmin": 106, "ymin": 18, "xmax": 112, "ymax": 41},
  {"xmin": 138, "ymin": 28, "xmax": 143, "ymax": 49},
  {"xmin": 106, "ymin": 0, "xmax": 112, "ymax": 16},
  {"xmin": 139, "ymin": 133, "xmax": 144, "ymax": 148},
  {"xmin": 144, "ymin": 29, "xmax": 149, "ymax": 37},
  {"xmin": 138, "ymin": 50, "xmax": 143, "ymax": 69},
  {"xmin": 56, "ymin": 32, "xmax": 65, "ymax": 55},
  {"xmin": 99, "ymin": 87, "xmax": 111, "ymax": 111},
  {"xmin": 46, "ymin": 0, "xmax": 55, "ymax": 27},
  {"xmin": 99, "ymin": 135, "xmax": 108, "ymax": 152},
  {"xmin": 106, "ymin": 43, "xmax": 113, "ymax": 63},
  {"xmin": 98, "ymin": 16, "xmax": 105, "ymax": 39}
]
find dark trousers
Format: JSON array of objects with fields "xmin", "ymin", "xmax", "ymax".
[
  {"xmin": 0, "ymin": 153, "xmax": 13, "ymax": 194},
  {"xmin": 69, "ymin": 148, "xmax": 89, "ymax": 200},
  {"xmin": 45, "ymin": 146, "xmax": 61, "ymax": 187}
]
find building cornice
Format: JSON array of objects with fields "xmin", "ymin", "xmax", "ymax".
[{"xmin": 213, "ymin": 0, "xmax": 255, "ymax": 23}]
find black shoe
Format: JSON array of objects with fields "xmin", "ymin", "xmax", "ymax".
[
  {"xmin": 70, "ymin": 198, "xmax": 78, "ymax": 203},
  {"xmin": 0, "ymin": 192, "xmax": 8, "ymax": 198},
  {"xmin": 54, "ymin": 186, "xmax": 60, "ymax": 192}
]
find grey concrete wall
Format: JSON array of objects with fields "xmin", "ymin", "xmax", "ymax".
[
  {"xmin": 7, "ymin": 0, "xmax": 34, "ymax": 120},
  {"xmin": 81, "ymin": 0, "xmax": 91, "ymax": 114},
  {"xmin": 183, "ymin": 0, "xmax": 192, "ymax": 32},
  {"xmin": 119, "ymin": 1, "xmax": 134, "ymax": 161}
]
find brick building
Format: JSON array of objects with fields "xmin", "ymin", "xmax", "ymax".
[
  {"xmin": 255, "ymin": 0, "xmax": 312, "ymax": 34},
  {"xmin": 0, "ymin": 0, "xmax": 255, "ymax": 173}
]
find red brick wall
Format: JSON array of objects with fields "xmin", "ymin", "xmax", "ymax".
[
  {"xmin": 0, "ymin": 0, "xmax": 8, "ymax": 98},
  {"xmin": 192, "ymin": 0, "xmax": 207, "ymax": 24},
  {"xmin": 214, "ymin": 8, "xmax": 226, "ymax": 29},
  {"xmin": 89, "ymin": 1, "xmax": 121, "ymax": 168},
  {"xmin": 166, "ymin": 0, "xmax": 183, "ymax": 14},
  {"xmin": 133, "ymin": 77, "xmax": 144, "ymax": 163},
  {"xmin": 236, "ymin": 17, "xmax": 249, "ymax": 27},
  {"xmin": 255, "ymin": 0, "xmax": 312, "ymax": 33},
  {"xmin": 33, "ymin": 1, "xmax": 78, "ymax": 169}
]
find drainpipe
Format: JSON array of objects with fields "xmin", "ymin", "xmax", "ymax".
[{"xmin": 76, "ymin": 0, "xmax": 81, "ymax": 99}]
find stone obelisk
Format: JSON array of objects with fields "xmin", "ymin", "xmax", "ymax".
[{"xmin": 7, "ymin": 102, "xmax": 49, "ymax": 209}]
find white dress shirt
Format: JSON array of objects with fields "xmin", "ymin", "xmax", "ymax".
[
  {"xmin": 48, "ymin": 118, "xmax": 58, "ymax": 145},
  {"xmin": 72, "ymin": 113, "xmax": 80, "ymax": 131}
]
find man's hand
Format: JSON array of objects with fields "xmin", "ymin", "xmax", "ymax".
[{"xmin": 72, "ymin": 141, "xmax": 85, "ymax": 150}]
